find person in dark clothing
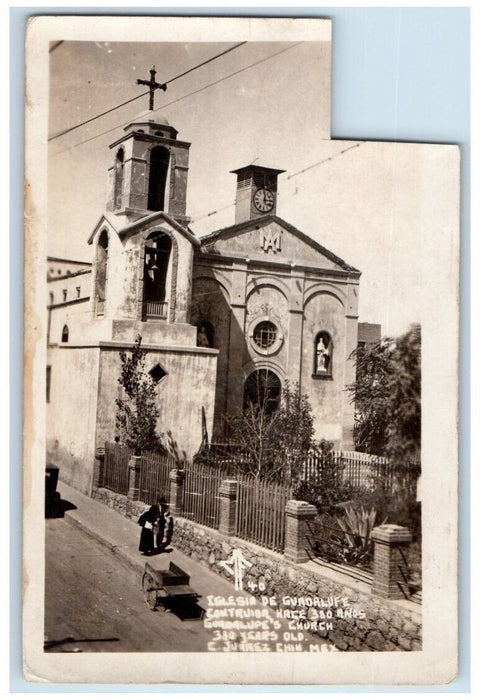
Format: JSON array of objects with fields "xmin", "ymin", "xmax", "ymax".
[
  {"xmin": 138, "ymin": 504, "xmax": 160, "ymax": 555},
  {"xmin": 155, "ymin": 497, "xmax": 168, "ymax": 551}
]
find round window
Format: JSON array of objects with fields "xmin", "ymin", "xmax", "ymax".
[
  {"xmin": 248, "ymin": 315, "xmax": 284, "ymax": 355},
  {"xmin": 253, "ymin": 321, "xmax": 277, "ymax": 349}
]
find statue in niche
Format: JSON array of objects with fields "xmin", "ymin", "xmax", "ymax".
[
  {"xmin": 197, "ymin": 326, "xmax": 210, "ymax": 348},
  {"xmin": 316, "ymin": 335, "xmax": 330, "ymax": 373}
]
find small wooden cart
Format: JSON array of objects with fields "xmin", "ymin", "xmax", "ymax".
[{"xmin": 142, "ymin": 562, "xmax": 196, "ymax": 611}]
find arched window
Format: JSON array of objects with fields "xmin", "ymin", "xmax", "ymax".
[
  {"xmin": 148, "ymin": 146, "xmax": 170, "ymax": 211},
  {"xmin": 196, "ymin": 321, "xmax": 215, "ymax": 348},
  {"xmin": 314, "ymin": 331, "xmax": 333, "ymax": 377},
  {"xmin": 95, "ymin": 230, "xmax": 109, "ymax": 314},
  {"xmin": 114, "ymin": 148, "xmax": 124, "ymax": 210},
  {"xmin": 143, "ymin": 232, "xmax": 172, "ymax": 318},
  {"xmin": 61, "ymin": 325, "xmax": 69, "ymax": 343},
  {"xmin": 244, "ymin": 369, "xmax": 281, "ymax": 416}
]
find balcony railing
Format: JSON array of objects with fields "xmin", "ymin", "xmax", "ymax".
[{"xmin": 143, "ymin": 300, "xmax": 168, "ymax": 319}]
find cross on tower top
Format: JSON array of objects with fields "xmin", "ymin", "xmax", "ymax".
[{"xmin": 136, "ymin": 66, "xmax": 167, "ymax": 111}]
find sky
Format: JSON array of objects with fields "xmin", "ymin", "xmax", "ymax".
[{"xmin": 46, "ymin": 26, "xmax": 460, "ymax": 338}]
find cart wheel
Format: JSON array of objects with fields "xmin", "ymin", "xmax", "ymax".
[{"xmin": 142, "ymin": 572, "xmax": 158, "ymax": 611}]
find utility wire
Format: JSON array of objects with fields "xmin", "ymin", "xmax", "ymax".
[
  {"xmin": 49, "ymin": 42, "xmax": 303, "ymax": 158},
  {"xmin": 190, "ymin": 143, "xmax": 362, "ymax": 225},
  {"xmin": 48, "ymin": 42, "xmax": 247, "ymax": 142},
  {"xmin": 48, "ymin": 145, "xmax": 363, "ymax": 264}
]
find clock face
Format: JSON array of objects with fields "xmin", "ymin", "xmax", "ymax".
[{"xmin": 253, "ymin": 188, "xmax": 274, "ymax": 213}]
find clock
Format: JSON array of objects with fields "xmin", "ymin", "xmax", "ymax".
[{"xmin": 253, "ymin": 187, "xmax": 274, "ymax": 213}]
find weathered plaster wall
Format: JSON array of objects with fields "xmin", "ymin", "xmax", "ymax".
[
  {"xmin": 191, "ymin": 275, "xmax": 232, "ymax": 438},
  {"xmin": 89, "ymin": 224, "xmax": 124, "ymax": 318},
  {"xmin": 204, "ymin": 221, "xmax": 345, "ymax": 271},
  {"xmin": 302, "ymin": 290, "xmax": 346, "ymax": 444},
  {"xmin": 46, "ymin": 346, "xmax": 100, "ymax": 494},
  {"xmin": 244, "ymin": 283, "xmax": 289, "ymax": 373},
  {"xmin": 48, "ymin": 299, "xmax": 91, "ymax": 346},
  {"xmin": 107, "ymin": 240, "xmax": 141, "ymax": 320},
  {"xmin": 95, "ymin": 344, "xmax": 218, "ymax": 458},
  {"xmin": 110, "ymin": 319, "xmax": 196, "ymax": 346}
]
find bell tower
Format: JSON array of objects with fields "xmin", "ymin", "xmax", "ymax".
[
  {"xmin": 106, "ymin": 112, "xmax": 191, "ymax": 225},
  {"xmin": 231, "ymin": 164, "xmax": 285, "ymax": 224}
]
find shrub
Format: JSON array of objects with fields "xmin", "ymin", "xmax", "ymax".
[
  {"xmin": 293, "ymin": 440, "xmax": 354, "ymax": 515},
  {"xmin": 335, "ymin": 505, "xmax": 386, "ymax": 565}
]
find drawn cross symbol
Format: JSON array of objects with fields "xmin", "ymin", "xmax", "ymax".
[
  {"xmin": 220, "ymin": 549, "xmax": 252, "ymax": 591},
  {"xmin": 136, "ymin": 66, "xmax": 167, "ymax": 111}
]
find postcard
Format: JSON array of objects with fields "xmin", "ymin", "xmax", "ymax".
[{"xmin": 24, "ymin": 14, "xmax": 459, "ymax": 685}]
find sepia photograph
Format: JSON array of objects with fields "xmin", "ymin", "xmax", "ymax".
[{"xmin": 23, "ymin": 13, "xmax": 462, "ymax": 686}]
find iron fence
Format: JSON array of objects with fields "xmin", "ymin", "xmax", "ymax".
[{"xmin": 102, "ymin": 442, "xmax": 132, "ymax": 495}]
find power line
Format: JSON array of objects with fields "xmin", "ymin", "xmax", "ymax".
[
  {"xmin": 48, "ymin": 145, "xmax": 364, "ymax": 265},
  {"xmin": 189, "ymin": 143, "xmax": 363, "ymax": 225},
  {"xmin": 48, "ymin": 42, "xmax": 247, "ymax": 142},
  {"xmin": 49, "ymin": 42, "xmax": 303, "ymax": 159}
]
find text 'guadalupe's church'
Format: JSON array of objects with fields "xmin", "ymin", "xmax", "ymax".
[{"xmin": 47, "ymin": 113, "xmax": 361, "ymax": 494}]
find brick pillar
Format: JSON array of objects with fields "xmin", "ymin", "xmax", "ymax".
[
  {"xmin": 127, "ymin": 455, "xmax": 143, "ymax": 500},
  {"xmin": 169, "ymin": 468, "xmax": 185, "ymax": 516},
  {"xmin": 284, "ymin": 500, "xmax": 318, "ymax": 563},
  {"xmin": 219, "ymin": 480, "xmax": 238, "ymax": 536},
  {"xmin": 371, "ymin": 524, "xmax": 412, "ymax": 599},
  {"xmin": 93, "ymin": 446, "xmax": 105, "ymax": 488}
]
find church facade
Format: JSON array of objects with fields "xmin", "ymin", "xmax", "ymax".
[{"xmin": 47, "ymin": 114, "xmax": 361, "ymax": 494}]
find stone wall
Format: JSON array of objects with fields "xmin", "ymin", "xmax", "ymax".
[{"xmin": 92, "ymin": 486, "xmax": 422, "ymax": 652}]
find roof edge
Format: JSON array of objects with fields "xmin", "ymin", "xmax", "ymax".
[{"xmin": 199, "ymin": 215, "xmax": 360, "ymax": 273}]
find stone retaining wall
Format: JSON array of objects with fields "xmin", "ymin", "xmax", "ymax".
[{"xmin": 92, "ymin": 486, "xmax": 422, "ymax": 652}]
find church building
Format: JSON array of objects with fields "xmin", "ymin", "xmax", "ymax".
[{"xmin": 47, "ymin": 113, "xmax": 361, "ymax": 494}]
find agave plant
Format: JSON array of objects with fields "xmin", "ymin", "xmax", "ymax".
[{"xmin": 335, "ymin": 505, "xmax": 385, "ymax": 564}]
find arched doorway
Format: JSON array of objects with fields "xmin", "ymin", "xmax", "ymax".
[{"xmin": 243, "ymin": 369, "xmax": 282, "ymax": 416}]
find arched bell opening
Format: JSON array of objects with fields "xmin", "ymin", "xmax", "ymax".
[
  {"xmin": 95, "ymin": 230, "xmax": 109, "ymax": 315},
  {"xmin": 113, "ymin": 148, "xmax": 124, "ymax": 210},
  {"xmin": 147, "ymin": 146, "xmax": 170, "ymax": 212},
  {"xmin": 143, "ymin": 232, "xmax": 172, "ymax": 320}
]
